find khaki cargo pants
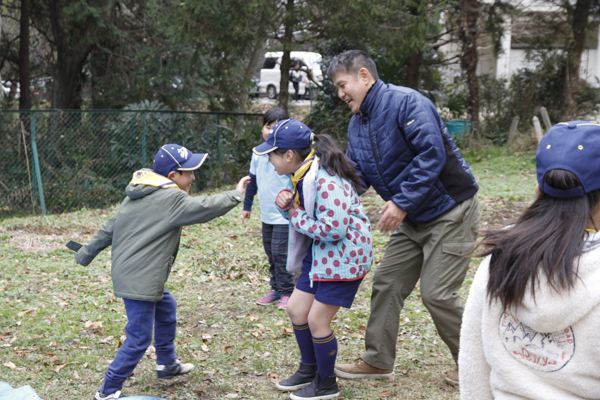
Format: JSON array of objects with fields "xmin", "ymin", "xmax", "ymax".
[{"xmin": 361, "ymin": 194, "xmax": 480, "ymax": 370}]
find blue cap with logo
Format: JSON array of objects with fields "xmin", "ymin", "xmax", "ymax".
[
  {"xmin": 536, "ymin": 121, "xmax": 600, "ymax": 198},
  {"xmin": 253, "ymin": 118, "xmax": 313, "ymax": 155},
  {"xmin": 153, "ymin": 144, "xmax": 208, "ymax": 177}
]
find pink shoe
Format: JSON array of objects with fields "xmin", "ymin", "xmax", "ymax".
[
  {"xmin": 257, "ymin": 290, "xmax": 280, "ymax": 305},
  {"xmin": 277, "ymin": 295, "xmax": 290, "ymax": 310}
]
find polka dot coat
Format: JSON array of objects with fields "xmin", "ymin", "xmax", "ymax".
[{"xmin": 277, "ymin": 158, "xmax": 373, "ymax": 286}]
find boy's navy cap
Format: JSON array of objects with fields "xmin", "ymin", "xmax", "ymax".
[
  {"xmin": 253, "ymin": 118, "xmax": 312, "ymax": 155},
  {"xmin": 153, "ymin": 144, "xmax": 208, "ymax": 177},
  {"xmin": 536, "ymin": 121, "xmax": 600, "ymax": 198}
]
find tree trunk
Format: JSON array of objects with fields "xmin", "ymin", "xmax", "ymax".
[
  {"xmin": 19, "ymin": 0, "xmax": 32, "ymax": 110},
  {"xmin": 277, "ymin": 0, "xmax": 295, "ymax": 113},
  {"xmin": 47, "ymin": 0, "xmax": 95, "ymax": 109},
  {"xmin": 405, "ymin": 51, "xmax": 421, "ymax": 89},
  {"xmin": 560, "ymin": 0, "xmax": 592, "ymax": 119},
  {"xmin": 460, "ymin": 0, "xmax": 481, "ymax": 141},
  {"xmin": 238, "ymin": 42, "xmax": 265, "ymax": 112}
]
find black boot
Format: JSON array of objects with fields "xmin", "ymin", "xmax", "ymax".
[
  {"xmin": 290, "ymin": 373, "xmax": 339, "ymax": 399},
  {"xmin": 275, "ymin": 362, "xmax": 318, "ymax": 391}
]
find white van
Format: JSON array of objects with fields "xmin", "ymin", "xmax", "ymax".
[{"xmin": 258, "ymin": 51, "xmax": 323, "ymax": 99}]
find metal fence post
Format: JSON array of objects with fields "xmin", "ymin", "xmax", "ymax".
[
  {"xmin": 142, "ymin": 111, "xmax": 147, "ymax": 168},
  {"xmin": 30, "ymin": 112, "xmax": 46, "ymax": 215},
  {"xmin": 216, "ymin": 113, "xmax": 222, "ymax": 166}
]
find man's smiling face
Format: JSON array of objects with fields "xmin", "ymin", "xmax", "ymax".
[{"xmin": 332, "ymin": 70, "xmax": 370, "ymax": 114}]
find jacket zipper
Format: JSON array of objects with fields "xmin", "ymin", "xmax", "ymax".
[
  {"xmin": 374, "ymin": 130, "xmax": 382, "ymax": 161},
  {"xmin": 366, "ymin": 118, "xmax": 394, "ymax": 195}
]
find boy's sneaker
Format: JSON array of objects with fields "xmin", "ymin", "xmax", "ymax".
[
  {"xmin": 277, "ymin": 295, "xmax": 290, "ymax": 310},
  {"xmin": 290, "ymin": 374, "xmax": 339, "ymax": 399},
  {"xmin": 257, "ymin": 290, "xmax": 280, "ymax": 305},
  {"xmin": 444, "ymin": 368, "xmax": 459, "ymax": 386},
  {"xmin": 94, "ymin": 391, "xmax": 125, "ymax": 399},
  {"xmin": 156, "ymin": 359, "xmax": 194, "ymax": 380},
  {"xmin": 275, "ymin": 362, "xmax": 317, "ymax": 391}
]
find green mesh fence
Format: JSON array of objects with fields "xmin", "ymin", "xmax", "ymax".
[{"xmin": 0, "ymin": 110, "xmax": 263, "ymax": 216}]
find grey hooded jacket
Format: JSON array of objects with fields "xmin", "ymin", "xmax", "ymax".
[{"xmin": 75, "ymin": 169, "xmax": 242, "ymax": 301}]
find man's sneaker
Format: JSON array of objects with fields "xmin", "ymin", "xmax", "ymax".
[
  {"xmin": 334, "ymin": 358, "xmax": 394, "ymax": 379},
  {"xmin": 94, "ymin": 391, "xmax": 125, "ymax": 399},
  {"xmin": 277, "ymin": 295, "xmax": 290, "ymax": 310},
  {"xmin": 156, "ymin": 359, "xmax": 194, "ymax": 380},
  {"xmin": 275, "ymin": 362, "xmax": 317, "ymax": 391},
  {"xmin": 257, "ymin": 290, "xmax": 280, "ymax": 305},
  {"xmin": 444, "ymin": 368, "xmax": 459, "ymax": 386},
  {"xmin": 290, "ymin": 374, "xmax": 339, "ymax": 400}
]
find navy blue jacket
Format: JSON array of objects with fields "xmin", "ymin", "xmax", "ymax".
[{"xmin": 346, "ymin": 80, "xmax": 478, "ymax": 225}]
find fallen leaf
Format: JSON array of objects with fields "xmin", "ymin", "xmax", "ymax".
[
  {"xmin": 225, "ymin": 394, "xmax": 238, "ymax": 398},
  {"xmin": 85, "ymin": 321, "xmax": 103, "ymax": 329},
  {"xmin": 275, "ymin": 320, "xmax": 284, "ymax": 326},
  {"xmin": 55, "ymin": 363, "xmax": 67, "ymax": 373},
  {"xmin": 380, "ymin": 391, "xmax": 393, "ymax": 397},
  {"xmin": 201, "ymin": 344, "xmax": 209, "ymax": 352},
  {"xmin": 2, "ymin": 362, "xmax": 16, "ymax": 369},
  {"xmin": 17, "ymin": 309, "xmax": 36, "ymax": 317},
  {"xmin": 223, "ymin": 345, "xmax": 232, "ymax": 352}
]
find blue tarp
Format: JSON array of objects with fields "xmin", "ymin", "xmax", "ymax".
[{"xmin": 0, "ymin": 382, "xmax": 166, "ymax": 400}]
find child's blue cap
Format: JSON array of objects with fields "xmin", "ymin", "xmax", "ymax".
[
  {"xmin": 153, "ymin": 144, "xmax": 208, "ymax": 177},
  {"xmin": 536, "ymin": 121, "xmax": 600, "ymax": 198},
  {"xmin": 253, "ymin": 118, "xmax": 312, "ymax": 155}
]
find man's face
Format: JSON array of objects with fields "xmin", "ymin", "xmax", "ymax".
[
  {"xmin": 332, "ymin": 70, "xmax": 369, "ymax": 114},
  {"xmin": 170, "ymin": 170, "xmax": 195, "ymax": 193}
]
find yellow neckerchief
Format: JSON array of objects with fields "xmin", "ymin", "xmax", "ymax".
[
  {"xmin": 130, "ymin": 169, "xmax": 178, "ymax": 189},
  {"xmin": 290, "ymin": 149, "xmax": 315, "ymax": 206},
  {"xmin": 585, "ymin": 228, "xmax": 597, "ymax": 233}
]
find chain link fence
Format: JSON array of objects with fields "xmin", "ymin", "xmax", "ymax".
[{"xmin": 0, "ymin": 110, "xmax": 263, "ymax": 216}]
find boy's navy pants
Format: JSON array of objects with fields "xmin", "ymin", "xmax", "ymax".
[{"xmin": 100, "ymin": 290, "xmax": 177, "ymax": 395}]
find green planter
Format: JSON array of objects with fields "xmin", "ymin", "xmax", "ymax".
[{"xmin": 446, "ymin": 120, "xmax": 472, "ymax": 141}]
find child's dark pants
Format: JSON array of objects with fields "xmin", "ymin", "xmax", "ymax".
[
  {"xmin": 262, "ymin": 222, "xmax": 294, "ymax": 296},
  {"xmin": 100, "ymin": 290, "xmax": 177, "ymax": 394}
]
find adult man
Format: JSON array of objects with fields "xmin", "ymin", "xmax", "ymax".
[{"xmin": 329, "ymin": 50, "xmax": 480, "ymax": 385}]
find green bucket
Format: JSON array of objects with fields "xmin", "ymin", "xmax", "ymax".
[{"xmin": 446, "ymin": 120, "xmax": 472, "ymax": 141}]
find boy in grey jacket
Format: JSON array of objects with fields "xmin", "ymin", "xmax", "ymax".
[{"xmin": 75, "ymin": 144, "xmax": 249, "ymax": 400}]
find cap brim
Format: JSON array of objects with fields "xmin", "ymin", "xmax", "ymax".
[
  {"xmin": 253, "ymin": 142, "xmax": 278, "ymax": 155},
  {"xmin": 178, "ymin": 153, "xmax": 208, "ymax": 171}
]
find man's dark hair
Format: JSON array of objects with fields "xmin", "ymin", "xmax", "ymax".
[
  {"xmin": 327, "ymin": 50, "xmax": 379, "ymax": 81},
  {"xmin": 263, "ymin": 107, "xmax": 289, "ymax": 126}
]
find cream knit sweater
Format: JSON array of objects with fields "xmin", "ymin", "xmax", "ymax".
[{"xmin": 459, "ymin": 233, "xmax": 600, "ymax": 399}]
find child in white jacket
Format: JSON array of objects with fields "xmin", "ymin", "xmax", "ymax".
[{"xmin": 459, "ymin": 121, "xmax": 600, "ymax": 399}]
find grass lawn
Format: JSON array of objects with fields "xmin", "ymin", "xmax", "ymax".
[{"xmin": 0, "ymin": 149, "xmax": 536, "ymax": 399}]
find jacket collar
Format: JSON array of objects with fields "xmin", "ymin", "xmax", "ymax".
[{"xmin": 359, "ymin": 79, "xmax": 384, "ymax": 118}]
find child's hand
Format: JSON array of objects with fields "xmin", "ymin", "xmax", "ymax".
[
  {"xmin": 236, "ymin": 176, "xmax": 251, "ymax": 194},
  {"xmin": 241, "ymin": 210, "xmax": 251, "ymax": 224},
  {"xmin": 288, "ymin": 202, "xmax": 299, "ymax": 217},
  {"xmin": 276, "ymin": 190, "xmax": 293, "ymax": 209}
]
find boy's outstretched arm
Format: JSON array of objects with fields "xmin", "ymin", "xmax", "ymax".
[
  {"xmin": 170, "ymin": 176, "xmax": 250, "ymax": 227},
  {"xmin": 75, "ymin": 213, "xmax": 116, "ymax": 266}
]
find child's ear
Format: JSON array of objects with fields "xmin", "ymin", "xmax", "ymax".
[
  {"xmin": 167, "ymin": 171, "xmax": 178, "ymax": 179},
  {"xmin": 285, "ymin": 150, "xmax": 294, "ymax": 163},
  {"xmin": 534, "ymin": 183, "xmax": 541, "ymax": 197}
]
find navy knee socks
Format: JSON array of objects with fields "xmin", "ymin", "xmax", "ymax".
[
  {"xmin": 312, "ymin": 332, "xmax": 337, "ymax": 382},
  {"xmin": 293, "ymin": 323, "xmax": 316, "ymax": 364}
]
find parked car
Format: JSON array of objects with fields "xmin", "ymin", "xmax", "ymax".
[{"xmin": 258, "ymin": 51, "xmax": 323, "ymax": 99}]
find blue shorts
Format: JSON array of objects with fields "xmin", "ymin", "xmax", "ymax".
[{"xmin": 295, "ymin": 249, "xmax": 363, "ymax": 309}]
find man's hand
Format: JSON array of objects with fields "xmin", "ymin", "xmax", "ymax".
[
  {"xmin": 241, "ymin": 210, "xmax": 251, "ymax": 224},
  {"xmin": 276, "ymin": 190, "xmax": 293, "ymax": 209},
  {"xmin": 236, "ymin": 176, "xmax": 251, "ymax": 194},
  {"xmin": 376, "ymin": 200, "xmax": 406, "ymax": 233}
]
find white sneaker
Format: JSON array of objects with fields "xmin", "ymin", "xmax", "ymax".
[
  {"xmin": 94, "ymin": 390, "xmax": 125, "ymax": 399},
  {"xmin": 156, "ymin": 359, "xmax": 194, "ymax": 379}
]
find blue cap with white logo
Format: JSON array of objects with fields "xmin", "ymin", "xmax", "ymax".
[
  {"xmin": 253, "ymin": 118, "xmax": 313, "ymax": 155},
  {"xmin": 153, "ymin": 144, "xmax": 208, "ymax": 177},
  {"xmin": 536, "ymin": 121, "xmax": 600, "ymax": 198}
]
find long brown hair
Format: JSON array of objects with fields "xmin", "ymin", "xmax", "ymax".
[
  {"xmin": 479, "ymin": 169, "xmax": 600, "ymax": 310},
  {"xmin": 274, "ymin": 134, "xmax": 364, "ymax": 190}
]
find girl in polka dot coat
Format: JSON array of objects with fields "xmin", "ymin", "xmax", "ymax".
[{"xmin": 253, "ymin": 118, "xmax": 373, "ymax": 400}]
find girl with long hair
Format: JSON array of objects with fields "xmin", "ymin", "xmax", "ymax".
[
  {"xmin": 459, "ymin": 121, "xmax": 600, "ymax": 399},
  {"xmin": 253, "ymin": 118, "xmax": 373, "ymax": 400}
]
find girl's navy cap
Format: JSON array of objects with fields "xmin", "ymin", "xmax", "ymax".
[
  {"xmin": 536, "ymin": 121, "xmax": 600, "ymax": 198},
  {"xmin": 253, "ymin": 118, "xmax": 312, "ymax": 155}
]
